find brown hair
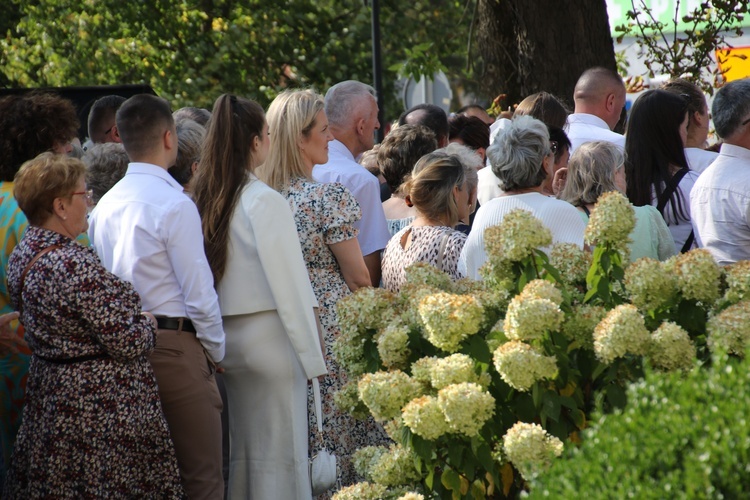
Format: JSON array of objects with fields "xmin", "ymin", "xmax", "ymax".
[
  {"xmin": 14, "ymin": 152, "xmax": 86, "ymax": 226},
  {"xmin": 115, "ymin": 94, "xmax": 174, "ymax": 160},
  {"xmin": 378, "ymin": 124, "xmax": 437, "ymax": 193},
  {"xmin": 192, "ymin": 94, "xmax": 265, "ymax": 285},
  {"xmin": 403, "ymin": 152, "xmax": 466, "ymax": 227},
  {"xmin": 514, "ymin": 92, "xmax": 569, "ymax": 130}
]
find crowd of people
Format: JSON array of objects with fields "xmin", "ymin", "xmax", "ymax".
[{"xmin": 0, "ymin": 65, "xmax": 745, "ymax": 498}]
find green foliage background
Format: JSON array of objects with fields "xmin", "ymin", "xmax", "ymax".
[{"xmin": 0, "ymin": 0, "xmax": 473, "ymax": 118}]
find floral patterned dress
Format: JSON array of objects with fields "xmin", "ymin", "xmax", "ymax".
[
  {"xmin": 3, "ymin": 226, "xmax": 184, "ymax": 498},
  {"xmin": 281, "ymin": 176, "xmax": 389, "ymax": 495},
  {"xmin": 382, "ymin": 225, "xmax": 468, "ymax": 292}
]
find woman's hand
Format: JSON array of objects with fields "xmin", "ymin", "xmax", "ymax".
[{"xmin": 141, "ymin": 311, "xmax": 158, "ymax": 330}]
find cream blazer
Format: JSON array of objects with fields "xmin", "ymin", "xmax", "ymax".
[{"xmin": 217, "ymin": 175, "xmax": 327, "ymax": 379}]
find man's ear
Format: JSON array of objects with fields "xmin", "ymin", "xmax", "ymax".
[
  {"xmin": 112, "ymin": 125, "xmax": 122, "ymax": 143},
  {"xmin": 164, "ymin": 128, "xmax": 175, "ymax": 151},
  {"xmin": 605, "ymin": 93, "xmax": 616, "ymax": 112}
]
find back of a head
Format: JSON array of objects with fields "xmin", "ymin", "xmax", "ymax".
[
  {"xmin": 712, "ymin": 79, "xmax": 750, "ymax": 140},
  {"xmin": 88, "ymin": 95, "xmax": 126, "ymax": 143},
  {"xmin": 398, "ymin": 104, "xmax": 449, "ymax": 144},
  {"xmin": 324, "ymin": 80, "xmax": 376, "ymax": 129},
  {"xmin": 574, "ymin": 67, "xmax": 624, "ymax": 105},
  {"xmin": 0, "ymin": 93, "xmax": 79, "ymax": 182},
  {"xmin": 661, "ymin": 78, "xmax": 706, "ymax": 118},
  {"xmin": 377, "ymin": 124, "xmax": 438, "ymax": 193},
  {"xmin": 514, "ymin": 92, "xmax": 569, "ymax": 130},
  {"xmin": 548, "ymin": 126, "xmax": 572, "ymax": 163},
  {"xmin": 560, "ymin": 141, "xmax": 623, "ymax": 206},
  {"xmin": 487, "ymin": 115, "xmax": 550, "ymax": 191},
  {"xmin": 83, "ymin": 142, "xmax": 129, "ymax": 204},
  {"xmin": 458, "ymin": 104, "xmax": 494, "ymax": 125},
  {"xmin": 448, "ymin": 114, "xmax": 490, "ymax": 151},
  {"xmin": 170, "ymin": 120, "xmax": 206, "ymax": 186},
  {"xmin": 173, "ymin": 107, "xmax": 212, "ymax": 127},
  {"xmin": 116, "ymin": 94, "xmax": 174, "ymax": 161},
  {"xmin": 403, "ymin": 151, "xmax": 466, "ymax": 227},
  {"xmin": 436, "ymin": 143, "xmax": 480, "ymax": 193},
  {"xmin": 261, "ymin": 89, "xmax": 325, "ymax": 191}
]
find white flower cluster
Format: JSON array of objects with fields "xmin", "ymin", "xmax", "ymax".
[
  {"xmin": 398, "ymin": 284, "xmax": 440, "ymax": 330},
  {"xmin": 724, "ymin": 261, "xmax": 750, "ymax": 303},
  {"xmin": 333, "ymin": 381, "xmax": 370, "ymax": 420},
  {"xmin": 352, "ymin": 446, "xmax": 387, "ymax": 480},
  {"xmin": 561, "ymin": 304, "xmax": 606, "ymax": 350},
  {"xmin": 584, "ymin": 191, "xmax": 635, "ymax": 248},
  {"xmin": 437, "ymin": 382, "xmax": 495, "ymax": 437},
  {"xmin": 358, "ymin": 370, "xmax": 421, "ymax": 421},
  {"xmin": 483, "ymin": 209, "xmax": 553, "ymax": 262},
  {"xmin": 504, "ymin": 294, "xmax": 564, "ymax": 341},
  {"xmin": 493, "ymin": 341, "xmax": 558, "ymax": 391},
  {"xmin": 519, "ymin": 279, "xmax": 563, "ymax": 305},
  {"xmin": 397, "ymin": 494, "xmax": 425, "ymax": 500},
  {"xmin": 666, "ymin": 249, "xmax": 722, "ymax": 304},
  {"xmin": 624, "ymin": 257, "xmax": 678, "ymax": 311},
  {"xmin": 707, "ymin": 301, "xmax": 750, "ymax": 356},
  {"xmin": 404, "ymin": 261, "xmax": 453, "ymax": 290},
  {"xmin": 370, "ymin": 444, "xmax": 423, "ymax": 486},
  {"xmin": 502, "ymin": 421, "xmax": 564, "ymax": 481},
  {"xmin": 648, "ymin": 321, "xmax": 695, "ymax": 371},
  {"xmin": 401, "ymin": 396, "xmax": 449, "ymax": 441},
  {"xmin": 429, "ymin": 353, "xmax": 480, "ymax": 390},
  {"xmin": 593, "ymin": 304, "xmax": 650, "ymax": 364},
  {"xmin": 418, "ymin": 292, "xmax": 484, "ymax": 352},
  {"xmin": 331, "ymin": 482, "xmax": 388, "ymax": 500},
  {"xmin": 549, "ymin": 243, "xmax": 591, "ymax": 285},
  {"xmin": 337, "ymin": 286, "xmax": 396, "ymax": 336},
  {"xmin": 410, "ymin": 357, "xmax": 436, "ymax": 386},
  {"xmin": 377, "ymin": 320, "xmax": 411, "ymax": 369}
]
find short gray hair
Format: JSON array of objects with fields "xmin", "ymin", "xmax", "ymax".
[
  {"xmin": 170, "ymin": 119, "xmax": 205, "ymax": 186},
  {"xmin": 487, "ymin": 115, "xmax": 550, "ymax": 191},
  {"xmin": 559, "ymin": 141, "xmax": 624, "ymax": 206},
  {"xmin": 712, "ymin": 79, "xmax": 750, "ymax": 139},
  {"xmin": 437, "ymin": 143, "xmax": 480, "ymax": 193},
  {"xmin": 83, "ymin": 142, "xmax": 130, "ymax": 204},
  {"xmin": 325, "ymin": 80, "xmax": 376, "ymax": 128}
]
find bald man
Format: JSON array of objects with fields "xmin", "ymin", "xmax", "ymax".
[{"xmin": 566, "ymin": 67, "xmax": 627, "ymax": 153}]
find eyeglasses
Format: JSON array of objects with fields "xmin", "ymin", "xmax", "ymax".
[
  {"xmin": 71, "ymin": 189, "xmax": 94, "ymax": 205},
  {"xmin": 549, "ymin": 141, "xmax": 558, "ymax": 155}
]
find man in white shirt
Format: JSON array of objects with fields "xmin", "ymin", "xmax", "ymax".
[
  {"xmin": 691, "ymin": 79, "xmax": 750, "ymax": 265},
  {"xmin": 88, "ymin": 94, "xmax": 225, "ymax": 499},
  {"xmin": 313, "ymin": 80, "xmax": 390, "ymax": 286},
  {"xmin": 566, "ymin": 67, "xmax": 627, "ymax": 153}
]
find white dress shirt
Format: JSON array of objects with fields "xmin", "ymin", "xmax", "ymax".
[
  {"xmin": 88, "ymin": 162, "xmax": 225, "ymax": 362},
  {"xmin": 685, "ymin": 147, "xmax": 719, "ymax": 174},
  {"xmin": 476, "ymin": 166, "xmax": 504, "ymax": 206},
  {"xmin": 690, "ymin": 144, "xmax": 750, "ymax": 264},
  {"xmin": 566, "ymin": 113, "xmax": 625, "ymax": 153},
  {"xmin": 458, "ymin": 192, "xmax": 586, "ymax": 280},
  {"xmin": 313, "ymin": 140, "xmax": 390, "ymax": 256}
]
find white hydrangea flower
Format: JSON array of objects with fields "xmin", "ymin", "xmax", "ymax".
[
  {"xmin": 370, "ymin": 444, "xmax": 423, "ymax": 486},
  {"xmin": 665, "ymin": 249, "xmax": 721, "ymax": 304},
  {"xmin": 358, "ymin": 370, "xmax": 421, "ymax": 422},
  {"xmin": 492, "ymin": 341, "xmax": 558, "ymax": 391},
  {"xmin": 549, "ymin": 243, "xmax": 591, "ymax": 284},
  {"xmin": 418, "ymin": 292, "xmax": 484, "ymax": 352},
  {"xmin": 593, "ymin": 304, "xmax": 650, "ymax": 364},
  {"xmin": 519, "ymin": 279, "xmax": 564, "ymax": 305},
  {"xmin": 483, "ymin": 209, "xmax": 553, "ymax": 262},
  {"xmin": 584, "ymin": 190, "xmax": 635, "ymax": 248},
  {"xmin": 404, "ymin": 262, "xmax": 453, "ymax": 290},
  {"xmin": 401, "ymin": 395, "xmax": 449, "ymax": 441},
  {"xmin": 429, "ymin": 353, "xmax": 479, "ymax": 389},
  {"xmin": 624, "ymin": 257, "xmax": 678, "ymax": 311},
  {"xmin": 503, "ymin": 295, "xmax": 564, "ymax": 341},
  {"xmin": 724, "ymin": 261, "xmax": 750, "ymax": 302},
  {"xmin": 410, "ymin": 356, "xmax": 437, "ymax": 386},
  {"xmin": 337, "ymin": 287, "xmax": 396, "ymax": 336},
  {"xmin": 332, "ymin": 482, "xmax": 388, "ymax": 500},
  {"xmin": 437, "ymin": 382, "xmax": 495, "ymax": 437},
  {"xmin": 397, "ymin": 493, "xmax": 425, "ymax": 500},
  {"xmin": 502, "ymin": 421, "xmax": 564, "ymax": 481},
  {"xmin": 707, "ymin": 301, "xmax": 750, "ymax": 356},
  {"xmin": 352, "ymin": 446, "xmax": 387, "ymax": 480},
  {"xmin": 648, "ymin": 321, "xmax": 695, "ymax": 371},
  {"xmin": 377, "ymin": 320, "xmax": 411, "ymax": 369}
]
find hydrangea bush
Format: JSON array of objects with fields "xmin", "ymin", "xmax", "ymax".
[{"xmin": 331, "ymin": 192, "xmax": 745, "ymax": 499}]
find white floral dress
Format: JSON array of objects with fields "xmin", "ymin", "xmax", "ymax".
[{"xmin": 280, "ymin": 176, "xmax": 389, "ymax": 496}]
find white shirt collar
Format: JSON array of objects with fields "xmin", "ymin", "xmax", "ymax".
[
  {"xmin": 567, "ymin": 113, "xmax": 611, "ymax": 131},
  {"xmin": 718, "ymin": 143, "xmax": 750, "ymax": 162},
  {"xmin": 126, "ymin": 162, "xmax": 184, "ymax": 192},
  {"xmin": 328, "ymin": 139, "xmax": 355, "ymax": 162}
]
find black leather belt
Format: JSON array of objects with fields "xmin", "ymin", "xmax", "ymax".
[{"xmin": 155, "ymin": 317, "xmax": 197, "ymax": 333}]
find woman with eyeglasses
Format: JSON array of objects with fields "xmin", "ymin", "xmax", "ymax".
[
  {"xmin": 625, "ymin": 89, "xmax": 695, "ymax": 253},
  {"xmin": 3, "ymin": 153, "xmax": 183, "ymax": 497},
  {"xmin": 459, "ymin": 115, "xmax": 586, "ymax": 280}
]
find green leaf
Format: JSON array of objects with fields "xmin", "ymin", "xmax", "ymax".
[
  {"xmin": 541, "ymin": 390, "xmax": 562, "ymax": 422},
  {"xmin": 441, "ymin": 468, "xmax": 461, "ymax": 492},
  {"xmin": 606, "ymin": 383, "xmax": 627, "ymax": 409},
  {"xmin": 463, "ymin": 335, "xmax": 491, "ymax": 364}
]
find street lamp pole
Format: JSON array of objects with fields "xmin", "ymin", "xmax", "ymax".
[{"xmin": 370, "ymin": 0, "xmax": 385, "ymax": 143}]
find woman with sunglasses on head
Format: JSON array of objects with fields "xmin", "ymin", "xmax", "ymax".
[
  {"xmin": 192, "ymin": 94, "xmax": 326, "ymax": 499},
  {"xmin": 4, "ymin": 153, "xmax": 183, "ymax": 498}
]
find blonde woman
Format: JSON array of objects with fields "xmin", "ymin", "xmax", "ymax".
[{"xmin": 258, "ymin": 89, "xmax": 388, "ymax": 495}]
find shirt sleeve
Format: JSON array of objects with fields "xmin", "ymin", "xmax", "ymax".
[
  {"xmin": 347, "ymin": 173, "xmax": 391, "ymax": 255},
  {"xmin": 163, "ymin": 199, "xmax": 225, "ymax": 362},
  {"xmin": 322, "ymin": 183, "xmax": 361, "ymax": 246}
]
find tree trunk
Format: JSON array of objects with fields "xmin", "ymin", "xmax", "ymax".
[{"xmin": 475, "ymin": 0, "xmax": 617, "ymax": 110}]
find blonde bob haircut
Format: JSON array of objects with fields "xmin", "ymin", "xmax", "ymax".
[
  {"xmin": 14, "ymin": 152, "xmax": 87, "ymax": 226},
  {"xmin": 558, "ymin": 141, "xmax": 625, "ymax": 207},
  {"xmin": 260, "ymin": 89, "xmax": 325, "ymax": 191},
  {"xmin": 404, "ymin": 151, "xmax": 466, "ymax": 227}
]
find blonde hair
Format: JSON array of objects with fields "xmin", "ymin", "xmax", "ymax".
[
  {"xmin": 259, "ymin": 89, "xmax": 324, "ymax": 191},
  {"xmin": 404, "ymin": 152, "xmax": 466, "ymax": 227}
]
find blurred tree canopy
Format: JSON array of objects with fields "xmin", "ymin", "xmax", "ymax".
[{"xmin": 0, "ymin": 0, "xmax": 473, "ymax": 119}]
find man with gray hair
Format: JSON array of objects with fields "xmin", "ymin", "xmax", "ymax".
[
  {"xmin": 690, "ymin": 78, "xmax": 750, "ymax": 264},
  {"xmin": 566, "ymin": 67, "xmax": 626, "ymax": 153},
  {"xmin": 313, "ymin": 80, "xmax": 390, "ymax": 286}
]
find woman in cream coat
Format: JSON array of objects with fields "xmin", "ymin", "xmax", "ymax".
[{"xmin": 193, "ymin": 94, "xmax": 327, "ymax": 499}]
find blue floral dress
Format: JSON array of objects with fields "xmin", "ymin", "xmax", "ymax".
[
  {"xmin": 281, "ymin": 176, "xmax": 389, "ymax": 495},
  {"xmin": 3, "ymin": 226, "xmax": 184, "ymax": 498}
]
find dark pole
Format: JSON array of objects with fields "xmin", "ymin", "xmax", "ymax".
[{"xmin": 371, "ymin": 0, "xmax": 385, "ymax": 143}]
